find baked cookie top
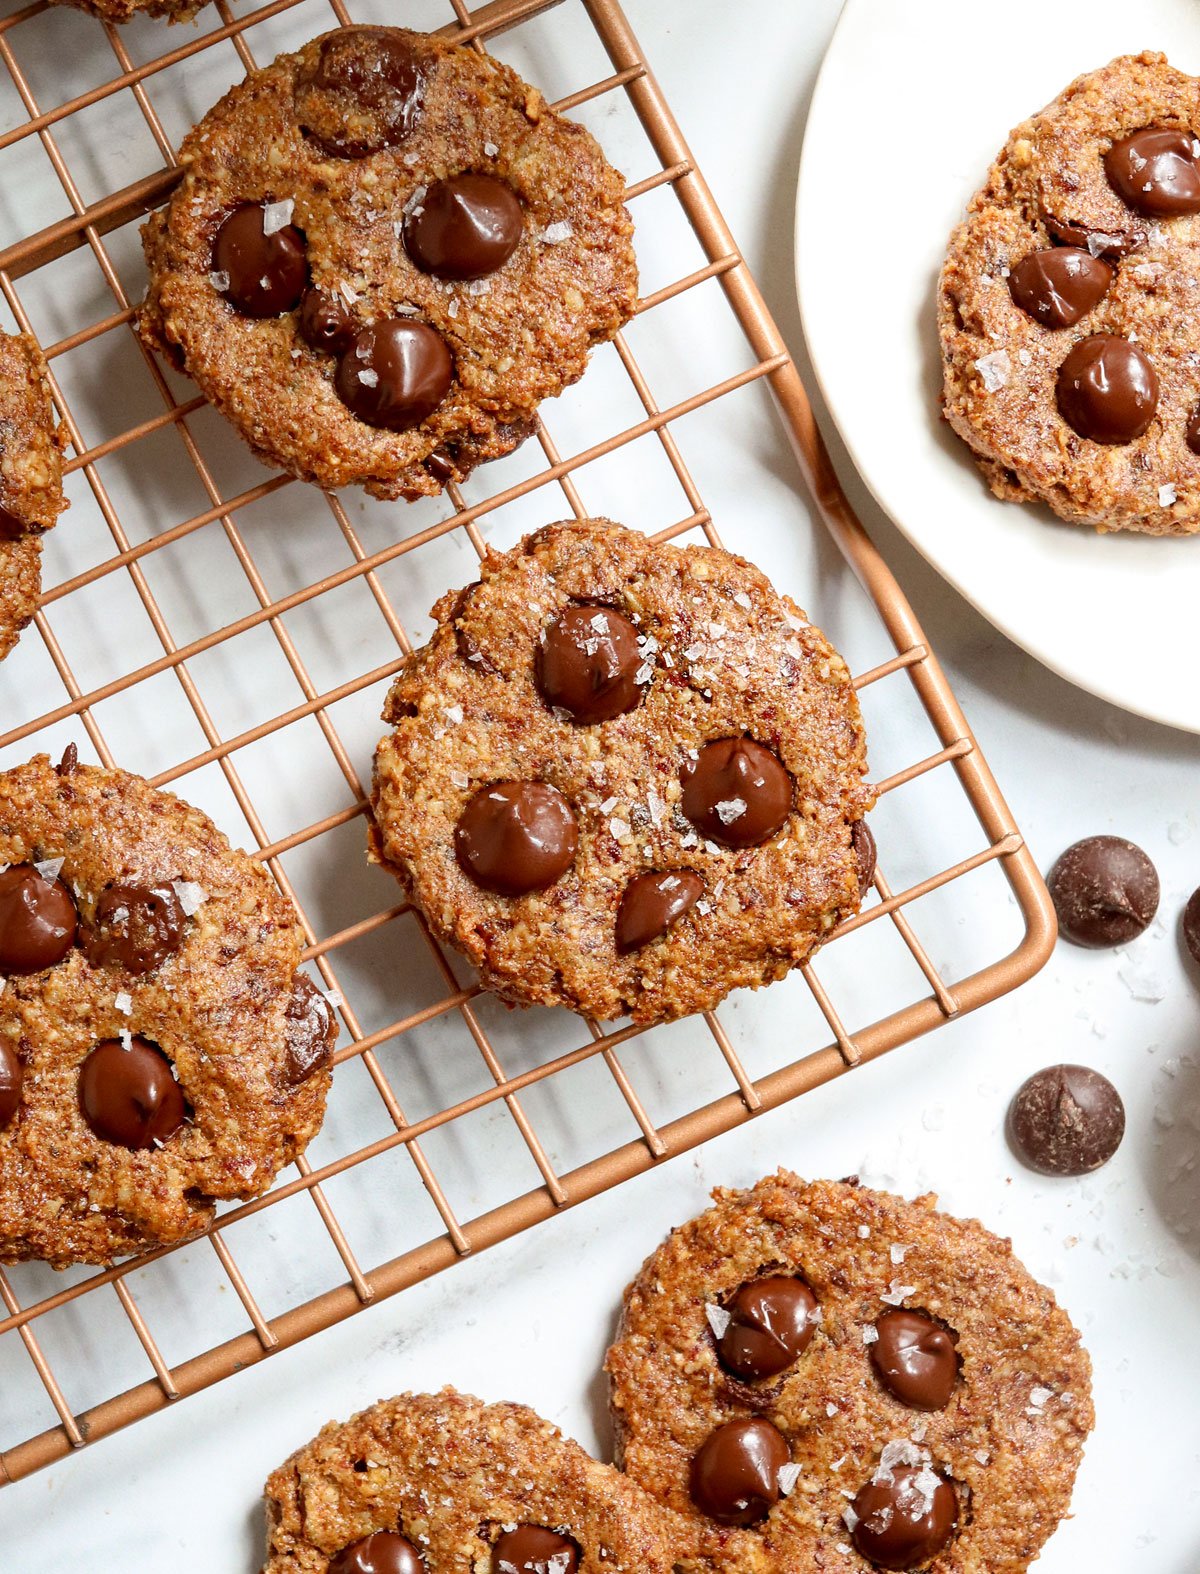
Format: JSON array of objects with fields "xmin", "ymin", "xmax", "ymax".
[
  {"xmin": 139, "ymin": 25, "xmax": 636, "ymax": 502},
  {"xmin": 262, "ymin": 1387, "xmax": 694, "ymax": 1574},
  {"xmin": 52, "ymin": 0, "xmax": 211, "ymax": 22},
  {"xmin": 370, "ymin": 521, "xmax": 873, "ymax": 1024},
  {"xmin": 0, "ymin": 752, "xmax": 335, "ymax": 1267},
  {"xmin": 0, "ymin": 331, "xmax": 66, "ymax": 663},
  {"xmin": 605, "ymin": 1173, "xmax": 1093, "ymax": 1574},
  {"xmin": 940, "ymin": 51, "xmax": 1200, "ymax": 536}
]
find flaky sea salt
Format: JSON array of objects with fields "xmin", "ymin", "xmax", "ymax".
[
  {"xmin": 609, "ymin": 818, "xmax": 630, "ymax": 839},
  {"xmin": 539, "ymin": 220, "xmax": 574, "ymax": 244},
  {"xmin": 889, "ymin": 1244, "xmax": 908, "ymax": 1265},
  {"xmin": 444, "ymin": 704, "xmax": 463, "ymax": 725},
  {"xmin": 862, "ymin": 1324, "xmax": 879, "ymax": 1345},
  {"xmin": 359, "ymin": 368, "xmax": 380, "ymax": 388},
  {"xmin": 880, "ymin": 1280, "xmax": 916, "ymax": 1306},
  {"xmin": 599, "ymin": 796, "xmax": 619, "ymax": 815},
  {"xmin": 1159, "ymin": 483, "xmax": 1178, "ymax": 507},
  {"xmin": 973, "ymin": 349, "xmax": 1011, "ymax": 392},
  {"xmin": 715, "ymin": 797, "xmax": 747, "ymax": 825},
  {"xmin": 119, "ymin": 1028, "xmax": 133, "ymax": 1051},
  {"xmin": 777, "ymin": 1463, "xmax": 801, "ymax": 1497},
  {"xmin": 857, "ymin": 1224, "xmax": 871, "ymax": 1239},
  {"xmin": 826, "ymin": 1402, "xmax": 839, "ymax": 1418},
  {"xmin": 172, "ymin": 880, "xmax": 206, "ymax": 916},
  {"xmin": 114, "ymin": 992, "xmax": 133, "ymax": 1016},
  {"xmin": 1087, "ymin": 230, "xmax": 1124, "ymax": 257},
  {"xmin": 208, "ymin": 270, "xmax": 230, "ymax": 292},
  {"xmin": 705, "ymin": 1303, "xmax": 731, "ymax": 1339},
  {"xmin": 450, "ymin": 770, "xmax": 470, "ymax": 790},
  {"xmin": 484, "ymin": 140, "xmax": 499, "ymax": 157},
  {"xmin": 874, "ymin": 1440, "xmax": 925, "ymax": 1483},
  {"xmin": 261, "ymin": 198, "xmax": 295, "ymax": 236},
  {"xmin": 34, "ymin": 856, "xmax": 64, "ymax": 882}
]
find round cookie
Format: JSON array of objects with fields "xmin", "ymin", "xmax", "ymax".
[
  {"xmin": 139, "ymin": 26, "xmax": 636, "ymax": 501},
  {"xmin": 262, "ymin": 1387, "xmax": 694, "ymax": 1573},
  {"xmin": 605, "ymin": 1173, "xmax": 1093, "ymax": 1574},
  {"xmin": 0, "ymin": 751, "xmax": 335, "ymax": 1266},
  {"xmin": 0, "ymin": 332, "xmax": 67, "ymax": 663},
  {"xmin": 939, "ymin": 51, "xmax": 1200, "ymax": 535},
  {"xmin": 370, "ymin": 520, "xmax": 873, "ymax": 1024}
]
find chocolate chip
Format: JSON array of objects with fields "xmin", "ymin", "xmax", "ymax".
[
  {"xmin": 335, "ymin": 320, "xmax": 453, "ymax": 431},
  {"xmin": 1007, "ymin": 1063, "xmax": 1125, "ymax": 1176},
  {"xmin": 56, "ymin": 743, "xmax": 78, "ymax": 777},
  {"xmin": 1047, "ymin": 835, "xmax": 1159, "ymax": 947},
  {"xmin": 78, "ymin": 1036, "xmax": 187, "ymax": 1150},
  {"xmin": 1105, "ymin": 126, "xmax": 1200, "ymax": 217},
  {"xmin": 1041, "ymin": 211, "xmax": 1143, "ymax": 259},
  {"xmin": 0, "ymin": 504, "xmax": 25, "ymax": 541},
  {"xmin": 0, "ymin": 1041, "xmax": 22, "ymax": 1131},
  {"xmin": 299, "ymin": 287, "xmax": 356, "ymax": 355},
  {"xmin": 1183, "ymin": 886, "xmax": 1200, "ymax": 966},
  {"xmin": 681, "ymin": 738, "xmax": 792, "ymax": 849},
  {"xmin": 455, "ymin": 782, "xmax": 578, "ymax": 896},
  {"xmin": 1056, "ymin": 335, "xmax": 1159, "ymax": 444},
  {"xmin": 615, "ymin": 870, "xmax": 703, "ymax": 954},
  {"xmin": 716, "ymin": 1275, "xmax": 819, "ymax": 1381},
  {"xmin": 425, "ymin": 449, "xmax": 456, "ymax": 483},
  {"xmin": 492, "ymin": 1526, "xmax": 579, "ymax": 1574},
  {"xmin": 850, "ymin": 1464, "xmax": 958, "ymax": 1571},
  {"xmin": 852, "ymin": 818, "xmax": 876, "ymax": 895},
  {"xmin": 404, "ymin": 173, "xmax": 523, "ymax": 281},
  {"xmin": 1008, "ymin": 246, "xmax": 1114, "ymax": 328},
  {"xmin": 328, "ymin": 1531, "xmax": 424, "ymax": 1574},
  {"xmin": 536, "ymin": 604, "xmax": 643, "ymax": 724},
  {"xmin": 282, "ymin": 972, "xmax": 335, "ymax": 1085},
  {"xmin": 1188, "ymin": 407, "xmax": 1200, "ymax": 457},
  {"xmin": 0, "ymin": 863, "xmax": 78, "ymax": 975},
  {"xmin": 212, "ymin": 203, "xmax": 307, "ymax": 319},
  {"xmin": 81, "ymin": 882, "xmax": 186, "ymax": 976},
  {"xmin": 689, "ymin": 1417, "xmax": 790, "ymax": 1525},
  {"xmin": 296, "ymin": 27, "xmax": 424, "ymax": 159},
  {"xmin": 870, "ymin": 1311, "xmax": 959, "ymax": 1411}
]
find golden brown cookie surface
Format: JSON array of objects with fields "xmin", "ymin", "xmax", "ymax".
[
  {"xmin": 0, "ymin": 332, "xmax": 66, "ymax": 663},
  {"xmin": 51, "ymin": 0, "xmax": 210, "ymax": 21}
]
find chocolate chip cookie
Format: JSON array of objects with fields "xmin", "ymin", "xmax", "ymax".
[
  {"xmin": 370, "ymin": 521, "xmax": 873, "ymax": 1025},
  {"xmin": 52, "ymin": 0, "xmax": 210, "ymax": 22},
  {"xmin": 606, "ymin": 1173, "xmax": 1093, "ymax": 1574},
  {"xmin": 940, "ymin": 51, "xmax": 1200, "ymax": 535},
  {"xmin": 0, "ymin": 750, "xmax": 335, "ymax": 1267},
  {"xmin": 262, "ymin": 1387, "xmax": 694, "ymax": 1574},
  {"xmin": 139, "ymin": 25, "xmax": 636, "ymax": 501},
  {"xmin": 0, "ymin": 332, "xmax": 67, "ymax": 663}
]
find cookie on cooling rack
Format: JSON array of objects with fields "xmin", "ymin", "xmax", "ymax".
[
  {"xmin": 0, "ymin": 750, "xmax": 336, "ymax": 1267},
  {"xmin": 940, "ymin": 50, "xmax": 1200, "ymax": 536},
  {"xmin": 370, "ymin": 520, "xmax": 874, "ymax": 1025},
  {"xmin": 0, "ymin": 332, "xmax": 67, "ymax": 664},
  {"xmin": 605, "ymin": 1172, "xmax": 1094, "ymax": 1574},
  {"xmin": 52, "ymin": 0, "xmax": 210, "ymax": 22},
  {"xmin": 262, "ymin": 1386, "xmax": 693, "ymax": 1574},
  {"xmin": 138, "ymin": 25, "xmax": 636, "ymax": 501}
]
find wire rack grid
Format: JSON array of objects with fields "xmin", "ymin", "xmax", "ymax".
[{"xmin": 0, "ymin": 0, "xmax": 1054, "ymax": 1488}]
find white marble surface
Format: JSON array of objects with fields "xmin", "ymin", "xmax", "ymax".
[{"xmin": 3, "ymin": 0, "xmax": 1199, "ymax": 1568}]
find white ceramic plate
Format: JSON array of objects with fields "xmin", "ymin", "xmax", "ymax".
[{"xmin": 797, "ymin": 0, "xmax": 1200, "ymax": 732}]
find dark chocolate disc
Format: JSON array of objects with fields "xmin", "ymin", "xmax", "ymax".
[
  {"xmin": 1056, "ymin": 335, "xmax": 1159, "ymax": 444},
  {"xmin": 404, "ymin": 173, "xmax": 523, "ymax": 281},
  {"xmin": 536, "ymin": 604, "xmax": 643, "ymax": 724},
  {"xmin": 78, "ymin": 1037, "xmax": 186, "ymax": 1150},
  {"xmin": 299, "ymin": 287, "xmax": 356, "ymax": 355},
  {"xmin": 689, "ymin": 1417, "xmax": 790, "ymax": 1525},
  {"xmin": 1047, "ymin": 834, "xmax": 1159, "ymax": 947},
  {"xmin": 282, "ymin": 972, "xmax": 336, "ymax": 1086},
  {"xmin": 1041, "ymin": 210, "xmax": 1144, "ymax": 258},
  {"xmin": 328, "ymin": 1531, "xmax": 424, "ymax": 1574},
  {"xmin": 615, "ymin": 870, "xmax": 703, "ymax": 954},
  {"xmin": 455, "ymin": 782, "xmax": 578, "ymax": 896},
  {"xmin": 681, "ymin": 738, "xmax": 792, "ymax": 849},
  {"xmin": 1183, "ymin": 886, "xmax": 1200, "ymax": 966},
  {"xmin": 296, "ymin": 27, "xmax": 424, "ymax": 159},
  {"xmin": 0, "ymin": 1040, "xmax": 22, "ymax": 1130},
  {"xmin": 870, "ymin": 1310, "xmax": 959, "ymax": 1411},
  {"xmin": 1008, "ymin": 247, "xmax": 1114, "ymax": 328},
  {"xmin": 852, "ymin": 818, "xmax": 877, "ymax": 895},
  {"xmin": 1105, "ymin": 126, "xmax": 1200, "ymax": 217},
  {"xmin": 492, "ymin": 1525, "xmax": 579, "ymax": 1574},
  {"xmin": 716, "ymin": 1275, "xmax": 819, "ymax": 1381},
  {"xmin": 0, "ymin": 863, "xmax": 78, "ymax": 975},
  {"xmin": 0, "ymin": 504, "xmax": 25, "ymax": 541},
  {"xmin": 849, "ymin": 1463, "xmax": 958, "ymax": 1571},
  {"xmin": 212, "ymin": 203, "xmax": 307, "ymax": 319},
  {"xmin": 1006, "ymin": 1063, "xmax": 1125, "ymax": 1176},
  {"xmin": 335, "ymin": 320, "xmax": 453, "ymax": 431},
  {"xmin": 81, "ymin": 882, "xmax": 186, "ymax": 975}
]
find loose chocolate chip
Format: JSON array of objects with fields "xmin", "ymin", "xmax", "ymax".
[
  {"xmin": 282, "ymin": 972, "xmax": 335, "ymax": 1086},
  {"xmin": 297, "ymin": 27, "xmax": 424, "ymax": 159},
  {"xmin": 1105, "ymin": 126, "xmax": 1200, "ymax": 217},
  {"xmin": 335, "ymin": 320, "xmax": 453, "ymax": 431},
  {"xmin": 1056, "ymin": 335, "xmax": 1159, "ymax": 444},
  {"xmin": 0, "ymin": 504, "xmax": 25, "ymax": 541},
  {"xmin": 492, "ymin": 1525, "xmax": 579, "ymax": 1574},
  {"xmin": 404, "ymin": 173, "xmax": 524, "ymax": 281},
  {"xmin": 1183, "ymin": 887, "xmax": 1200, "ymax": 966},
  {"xmin": 81, "ymin": 883, "xmax": 186, "ymax": 976},
  {"xmin": 1008, "ymin": 246, "xmax": 1114, "ymax": 328},
  {"xmin": 0, "ymin": 1041, "xmax": 22, "ymax": 1130},
  {"xmin": 681, "ymin": 738, "xmax": 792, "ymax": 849},
  {"xmin": 299, "ymin": 287, "xmax": 356, "ymax": 355},
  {"xmin": 328, "ymin": 1531, "xmax": 424, "ymax": 1574},
  {"xmin": 1047, "ymin": 834, "xmax": 1159, "ymax": 947},
  {"xmin": 78, "ymin": 1036, "xmax": 186, "ymax": 1150},
  {"xmin": 717, "ymin": 1275, "xmax": 819, "ymax": 1381},
  {"xmin": 615, "ymin": 870, "xmax": 704, "ymax": 954},
  {"xmin": 689, "ymin": 1417, "xmax": 790, "ymax": 1525},
  {"xmin": 870, "ymin": 1311, "xmax": 959, "ymax": 1411},
  {"xmin": 852, "ymin": 819, "xmax": 877, "ymax": 896},
  {"xmin": 536, "ymin": 604, "xmax": 643, "ymax": 724},
  {"xmin": 0, "ymin": 863, "xmax": 78, "ymax": 975},
  {"xmin": 1041, "ymin": 211, "xmax": 1143, "ymax": 259},
  {"xmin": 212, "ymin": 203, "xmax": 308, "ymax": 319},
  {"xmin": 1007, "ymin": 1063, "xmax": 1125, "ymax": 1176},
  {"xmin": 850, "ymin": 1464, "xmax": 958, "ymax": 1571},
  {"xmin": 455, "ymin": 781, "xmax": 578, "ymax": 896}
]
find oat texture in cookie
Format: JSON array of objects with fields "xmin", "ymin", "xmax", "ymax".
[
  {"xmin": 262, "ymin": 1387, "xmax": 695, "ymax": 1574},
  {"xmin": 0, "ymin": 752, "xmax": 336, "ymax": 1266},
  {"xmin": 606, "ymin": 1173, "xmax": 1094, "ymax": 1574},
  {"xmin": 370, "ymin": 520, "xmax": 873, "ymax": 1025},
  {"xmin": 0, "ymin": 332, "xmax": 67, "ymax": 663},
  {"xmin": 940, "ymin": 51, "xmax": 1200, "ymax": 535},
  {"xmin": 139, "ymin": 26, "xmax": 636, "ymax": 501}
]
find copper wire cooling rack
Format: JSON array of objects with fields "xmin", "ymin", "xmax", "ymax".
[{"xmin": 0, "ymin": 0, "xmax": 1055, "ymax": 1486}]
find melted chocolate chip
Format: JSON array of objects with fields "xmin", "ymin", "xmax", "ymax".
[
  {"xmin": 1187, "ymin": 407, "xmax": 1200, "ymax": 457},
  {"xmin": 296, "ymin": 28, "xmax": 424, "ymax": 159},
  {"xmin": 0, "ymin": 1041, "xmax": 22, "ymax": 1130},
  {"xmin": 850, "ymin": 1464, "xmax": 958, "ymax": 1571},
  {"xmin": 1183, "ymin": 886, "xmax": 1200, "ymax": 966},
  {"xmin": 852, "ymin": 818, "xmax": 877, "ymax": 896},
  {"xmin": 426, "ymin": 449, "xmax": 456, "ymax": 483},
  {"xmin": 1105, "ymin": 127, "xmax": 1200, "ymax": 217},
  {"xmin": 536, "ymin": 604, "xmax": 643, "ymax": 724},
  {"xmin": 328, "ymin": 1531, "xmax": 424, "ymax": 1574},
  {"xmin": 455, "ymin": 782, "xmax": 578, "ymax": 896},
  {"xmin": 299, "ymin": 287, "xmax": 356, "ymax": 355},
  {"xmin": 615, "ymin": 870, "xmax": 703, "ymax": 954},
  {"xmin": 681, "ymin": 738, "xmax": 792, "ymax": 849},
  {"xmin": 212, "ymin": 203, "xmax": 307, "ymax": 319},
  {"xmin": 81, "ymin": 883, "xmax": 186, "ymax": 975},
  {"xmin": 57, "ymin": 743, "xmax": 78, "ymax": 777},
  {"xmin": 404, "ymin": 173, "xmax": 523, "ymax": 281},
  {"xmin": 78, "ymin": 1037, "xmax": 186, "ymax": 1150},
  {"xmin": 1047, "ymin": 835, "xmax": 1159, "ymax": 947},
  {"xmin": 690, "ymin": 1417, "xmax": 790, "ymax": 1525},
  {"xmin": 1041, "ymin": 211, "xmax": 1143, "ymax": 259},
  {"xmin": 0, "ymin": 504, "xmax": 25, "ymax": 541},
  {"xmin": 717, "ymin": 1275, "xmax": 819, "ymax": 1381},
  {"xmin": 1007, "ymin": 1063, "xmax": 1125, "ymax": 1176},
  {"xmin": 282, "ymin": 972, "xmax": 336, "ymax": 1086},
  {"xmin": 492, "ymin": 1525, "xmax": 579, "ymax": 1574},
  {"xmin": 870, "ymin": 1311, "xmax": 959, "ymax": 1411},
  {"xmin": 335, "ymin": 320, "xmax": 453, "ymax": 431},
  {"xmin": 1056, "ymin": 335, "xmax": 1159, "ymax": 444},
  {"xmin": 1008, "ymin": 247, "xmax": 1114, "ymax": 328},
  {"xmin": 0, "ymin": 863, "xmax": 78, "ymax": 975}
]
